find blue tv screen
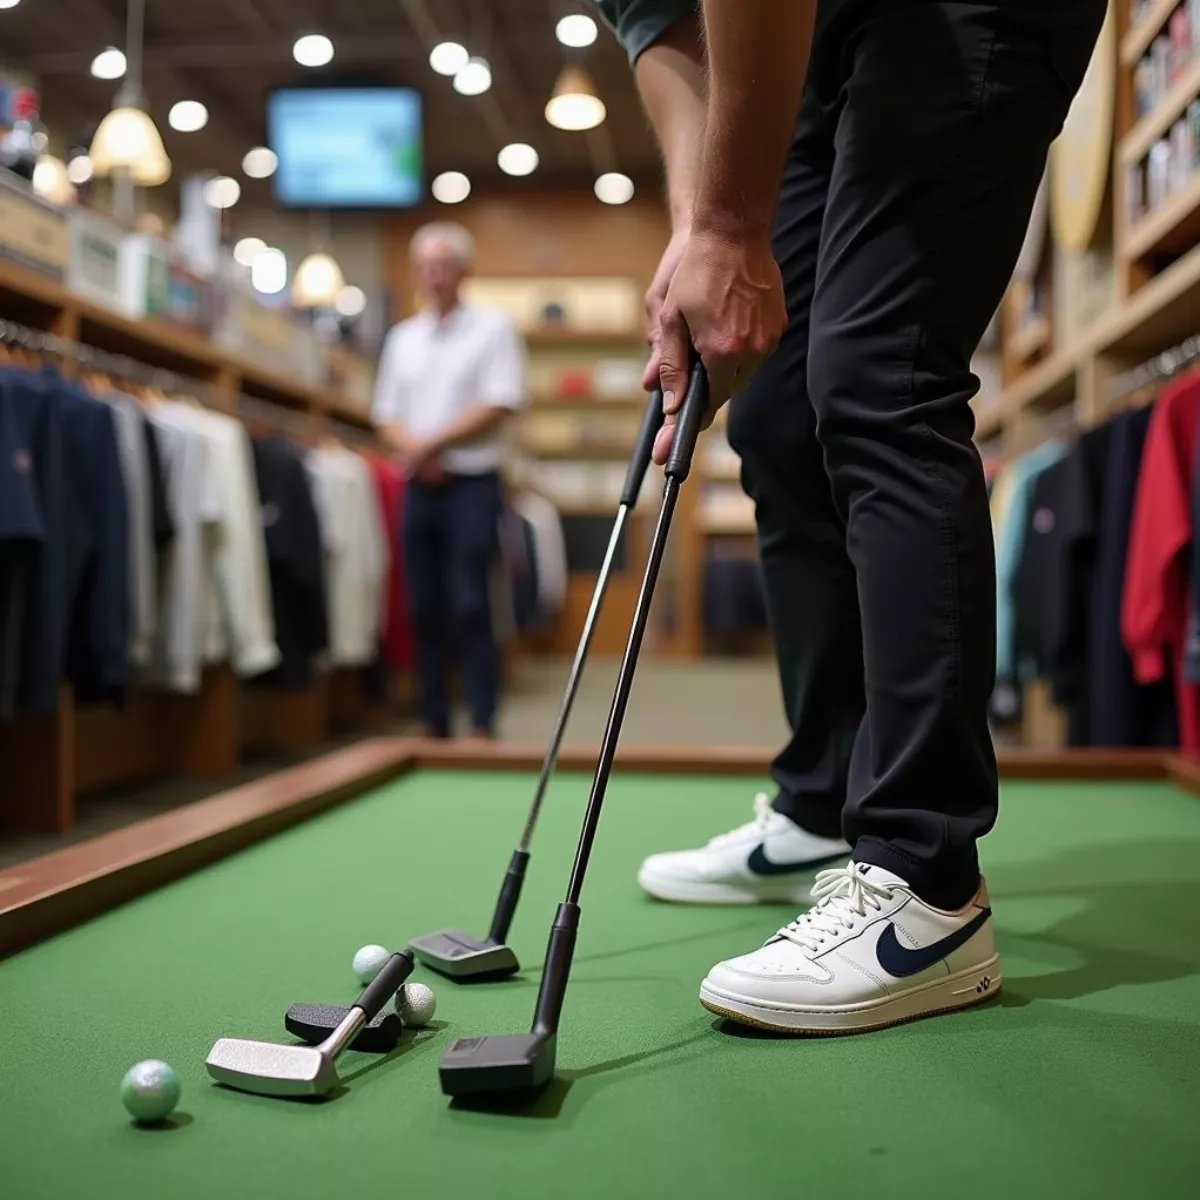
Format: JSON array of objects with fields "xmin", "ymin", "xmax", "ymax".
[{"xmin": 267, "ymin": 88, "xmax": 423, "ymax": 208}]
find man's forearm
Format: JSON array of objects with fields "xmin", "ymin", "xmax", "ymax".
[
  {"xmin": 695, "ymin": 0, "xmax": 816, "ymax": 235},
  {"xmin": 634, "ymin": 14, "xmax": 707, "ymax": 231},
  {"xmin": 427, "ymin": 404, "xmax": 512, "ymax": 452}
]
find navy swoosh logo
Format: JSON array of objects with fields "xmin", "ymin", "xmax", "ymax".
[
  {"xmin": 746, "ymin": 846, "xmax": 847, "ymax": 877},
  {"xmin": 875, "ymin": 908, "xmax": 992, "ymax": 978}
]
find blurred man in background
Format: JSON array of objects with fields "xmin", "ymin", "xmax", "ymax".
[{"xmin": 373, "ymin": 222, "xmax": 526, "ymax": 740}]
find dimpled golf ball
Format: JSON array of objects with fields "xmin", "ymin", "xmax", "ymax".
[
  {"xmin": 353, "ymin": 943, "xmax": 390, "ymax": 984},
  {"xmin": 120, "ymin": 1059, "xmax": 181, "ymax": 1124},
  {"xmin": 395, "ymin": 981, "xmax": 437, "ymax": 1028}
]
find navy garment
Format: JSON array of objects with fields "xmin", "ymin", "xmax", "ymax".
[
  {"xmin": 403, "ymin": 472, "xmax": 502, "ymax": 736},
  {"xmin": 143, "ymin": 418, "xmax": 174, "ymax": 550},
  {"xmin": 1089, "ymin": 406, "xmax": 1178, "ymax": 747}
]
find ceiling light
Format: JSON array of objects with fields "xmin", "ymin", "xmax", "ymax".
[
  {"xmin": 0, "ymin": 0, "xmax": 23, "ymax": 9},
  {"xmin": 293, "ymin": 34, "xmax": 334, "ymax": 68},
  {"xmin": 66, "ymin": 154, "xmax": 94, "ymax": 185},
  {"xmin": 556, "ymin": 14, "xmax": 598, "ymax": 47},
  {"xmin": 31, "ymin": 131, "xmax": 47, "ymax": 154},
  {"xmin": 90, "ymin": 107, "xmax": 171, "ymax": 186},
  {"xmin": 595, "ymin": 172, "xmax": 634, "ymax": 205},
  {"xmin": 545, "ymin": 65, "xmax": 606, "ymax": 130},
  {"xmin": 252, "ymin": 247, "xmax": 288, "ymax": 296},
  {"xmin": 336, "ymin": 285, "xmax": 367, "ymax": 318},
  {"xmin": 453, "ymin": 57, "xmax": 492, "ymax": 96},
  {"xmin": 168, "ymin": 100, "xmax": 208, "ymax": 133},
  {"xmin": 90, "ymin": 47, "xmax": 126, "ymax": 80},
  {"xmin": 233, "ymin": 236, "xmax": 266, "ymax": 267},
  {"xmin": 430, "ymin": 41, "xmax": 469, "ymax": 76},
  {"xmin": 242, "ymin": 146, "xmax": 278, "ymax": 179},
  {"xmin": 293, "ymin": 252, "xmax": 346, "ymax": 308},
  {"xmin": 203, "ymin": 175, "xmax": 240, "ymax": 209},
  {"xmin": 497, "ymin": 142, "xmax": 539, "ymax": 177},
  {"xmin": 431, "ymin": 170, "xmax": 471, "ymax": 204},
  {"xmin": 32, "ymin": 156, "xmax": 77, "ymax": 206}
]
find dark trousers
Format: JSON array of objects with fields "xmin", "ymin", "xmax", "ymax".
[
  {"xmin": 729, "ymin": 1, "xmax": 1105, "ymax": 908},
  {"xmin": 403, "ymin": 472, "xmax": 502, "ymax": 737}
]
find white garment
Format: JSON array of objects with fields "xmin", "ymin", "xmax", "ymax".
[
  {"xmin": 372, "ymin": 304, "xmax": 526, "ymax": 474},
  {"xmin": 307, "ymin": 447, "xmax": 389, "ymax": 667},
  {"xmin": 512, "ymin": 491, "xmax": 567, "ymax": 614}
]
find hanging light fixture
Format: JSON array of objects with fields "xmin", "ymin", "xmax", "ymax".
[
  {"xmin": 89, "ymin": 0, "xmax": 171, "ymax": 199},
  {"xmin": 292, "ymin": 252, "xmax": 346, "ymax": 308},
  {"xmin": 545, "ymin": 64, "xmax": 606, "ymax": 131},
  {"xmin": 32, "ymin": 155, "xmax": 78, "ymax": 206}
]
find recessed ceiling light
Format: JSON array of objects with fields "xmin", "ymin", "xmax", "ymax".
[
  {"xmin": 242, "ymin": 146, "xmax": 278, "ymax": 179},
  {"xmin": 293, "ymin": 34, "xmax": 334, "ymax": 68},
  {"xmin": 497, "ymin": 143, "xmax": 539, "ymax": 177},
  {"xmin": 0, "ymin": 1, "xmax": 24, "ymax": 10},
  {"xmin": 453, "ymin": 57, "xmax": 492, "ymax": 96},
  {"xmin": 203, "ymin": 175, "xmax": 241, "ymax": 209},
  {"xmin": 168, "ymin": 101, "xmax": 208, "ymax": 133},
  {"xmin": 252, "ymin": 247, "xmax": 288, "ymax": 296},
  {"xmin": 429, "ymin": 41, "xmax": 469, "ymax": 76},
  {"xmin": 594, "ymin": 172, "xmax": 634, "ymax": 205},
  {"xmin": 233, "ymin": 237, "xmax": 266, "ymax": 267},
  {"xmin": 556, "ymin": 14, "xmax": 598, "ymax": 48},
  {"xmin": 431, "ymin": 171, "xmax": 471, "ymax": 204},
  {"xmin": 66, "ymin": 154, "xmax": 94, "ymax": 185},
  {"xmin": 90, "ymin": 47, "xmax": 126, "ymax": 80},
  {"xmin": 336, "ymin": 285, "xmax": 367, "ymax": 317}
]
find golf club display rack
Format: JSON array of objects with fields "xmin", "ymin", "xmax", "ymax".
[{"xmin": 0, "ymin": 253, "xmax": 396, "ymax": 838}]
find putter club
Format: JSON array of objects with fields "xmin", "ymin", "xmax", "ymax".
[
  {"xmin": 284, "ymin": 1004, "xmax": 403, "ymax": 1054},
  {"xmin": 439, "ymin": 362, "xmax": 710, "ymax": 1098},
  {"xmin": 206, "ymin": 951, "xmax": 414, "ymax": 1098},
  {"xmin": 410, "ymin": 389, "xmax": 666, "ymax": 983}
]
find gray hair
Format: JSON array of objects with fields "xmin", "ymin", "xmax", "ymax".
[{"xmin": 410, "ymin": 221, "xmax": 475, "ymax": 268}]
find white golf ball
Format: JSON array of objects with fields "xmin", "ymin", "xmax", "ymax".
[
  {"xmin": 352, "ymin": 944, "xmax": 390, "ymax": 984},
  {"xmin": 395, "ymin": 982, "xmax": 437, "ymax": 1027}
]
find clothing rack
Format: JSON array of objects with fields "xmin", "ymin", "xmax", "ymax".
[{"xmin": 1106, "ymin": 333, "xmax": 1200, "ymax": 403}]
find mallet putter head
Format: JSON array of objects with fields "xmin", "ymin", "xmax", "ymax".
[
  {"xmin": 285, "ymin": 1004, "xmax": 402, "ymax": 1053},
  {"xmin": 438, "ymin": 1031, "xmax": 556, "ymax": 1097},
  {"xmin": 205, "ymin": 1038, "xmax": 340, "ymax": 1098},
  {"xmin": 410, "ymin": 928, "xmax": 520, "ymax": 981}
]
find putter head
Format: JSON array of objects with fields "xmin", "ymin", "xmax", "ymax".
[
  {"xmin": 206, "ymin": 1037, "xmax": 339, "ymax": 1098},
  {"xmin": 438, "ymin": 1031, "xmax": 556, "ymax": 1097},
  {"xmin": 410, "ymin": 928, "xmax": 520, "ymax": 981},
  {"xmin": 285, "ymin": 1004, "xmax": 402, "ymax": 1053}
]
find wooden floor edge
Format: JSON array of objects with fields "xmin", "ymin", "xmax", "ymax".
[{"xmin": 0, "ymin": 740, "xmax": 1187, "ymax": 959}]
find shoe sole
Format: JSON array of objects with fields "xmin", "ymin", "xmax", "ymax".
[{"xmin": 699, "ymin": 955, "xmax": 1002, "ymax": 1035}]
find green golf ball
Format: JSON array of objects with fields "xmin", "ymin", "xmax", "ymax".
[{"xmin": 120, "ymin": 1059, "xmax": 181, "ymax": 1124}]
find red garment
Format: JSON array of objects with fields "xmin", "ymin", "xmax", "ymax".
[
  {"xmin": 368, "ymin": 457, "xmax": 414, "ymax": 670},
  {"xmin": 1121, "ymin": 373, "xmax": 1200, "ymax": 750}
]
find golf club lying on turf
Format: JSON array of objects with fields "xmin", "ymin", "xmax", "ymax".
[
  {"xmin": 409, "ymin": 388, "xmax": 666, "ymax": 983},
  {"xmin": 205, "ymin": 950, "xmax": 414, "ymax": 1097},
  {"xmin": 284, "ymin": 1004, "xmax": 403, "ymax": 1054},
  {"xmin": 438, "ymin": 362, "xmax": 710, "ymax": 1098}
]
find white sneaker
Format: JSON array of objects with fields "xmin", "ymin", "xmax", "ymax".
[
  {"xmin": 699, "ymin": 862, "xmax": 1001, "ymax": 1034},
  {"xmin": 637, "ymin": 793, "xmax": 851, "ymax": 905}
]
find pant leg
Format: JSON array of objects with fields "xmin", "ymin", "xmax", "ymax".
[
  {"xmin": 807, "ymin": 2, "xmax": 1106, "ymax": 906},
  {"xmin": 727, "ymin": 88, "xmax": 861, "ymax": 842},
  {"xmin": 403, "ymin": 481, "xmax": 451, "ymax": 737},
  {"xmin": 445, "ymin": 473, "xmax": 502, "ymax": 732}
]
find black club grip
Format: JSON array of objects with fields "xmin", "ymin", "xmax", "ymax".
[
  {"xmin": 487, "ymin": 849, "xmax": 530, "ymax": 944},
  {"xmin": 620, "ymin": 389, "xmax": 665, "ymax": 507},
  {"xmin": 354, "ymin": 950, "xmax": 415, "ymax": 1022},
  {"xmin": 665, "ymin": 359, "xmax": 710, "ymax": 482}
]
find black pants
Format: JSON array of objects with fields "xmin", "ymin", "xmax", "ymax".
[
  {"xmin": 728, "ymin": 1, "xmax": 1105, "ymax": 908},
  {"xmin": 403, "ymin": 472, "xmax": 502, "ymax": 737}
]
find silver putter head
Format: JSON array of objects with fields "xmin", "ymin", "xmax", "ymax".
[
  {"xmin": 206, "ymin": 1037, "xmax": 339, "ymax": 1098},
  {"xmin": 410, "ymin": 928, "xmax": 520, "ymax": 980}
]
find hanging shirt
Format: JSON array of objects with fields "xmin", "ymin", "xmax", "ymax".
[
  {"xmin": 1122, "ymin": 373, "xmax": 1200, "ymax": 751},
  {"xmin": 512, "ymin": 491, "xmax": 568, "ymax": 616},
  {"xmin": 372, "ymin": 304, "xmax": 526, "ymax": 475},
  {"xmin": 367, "ymin": 457, "xmax": 413, "ymax": 671}
]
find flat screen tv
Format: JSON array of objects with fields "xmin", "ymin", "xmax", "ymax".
[{"xmin": 267, "ymin": 87, "xmax": 423, "ymax": 208}]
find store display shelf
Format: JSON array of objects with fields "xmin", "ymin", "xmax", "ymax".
[
  {"xmin": 528, "ymin": 393, "xmax": 645, "ymax": 411},
  {"xmin": 703, "ymin": 459, "xmax": 743, "ymax": 482},
  {"xmin": 1098, "ymin": 238, "xmax": 1200, "ymax": 355},
  {"xmin": 1007, "ymin": 314, "xmax": 1051, "ymax": 364},
  {"xmin": 1121, "ymin": 54, "xmax": 1200, "ymax": 165},
  {"xmin": 1125, "ymin": 169, "xmax": 1200, "ymax": 260},
  {"xmin": 521, "ymin": 442, "xmax": 635, "ymax": 461},
  {"xmin": 524, "ymin": 325, "xmax": 644, "ymax": 346},
  {"xmin": 701, "ymin": 515, "xmax": 757, "ymax": 536},
  {"xmin": 1122, "ymin": 0, "xmax": 1185, "ymax": 66}
]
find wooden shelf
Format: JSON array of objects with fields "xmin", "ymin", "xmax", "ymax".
[
  {"xmin": 524, "ymin": 326, "xmax": 644, "ymax": 347},
  {"xmin": 1007, "ymin": 314, "xmax": 1051, "ymax": 364},
  {"xmin": 1121, "ymin": 54, "xmax": 1200, "ymax": 165},
  {"xmin": 1122, "ymin": 0, "xmax": 1183, "ymax": 66},
  {"xmin": 528, "ymin": 393, "xmax": 645, "ymax": 411},
  {"xmin": 1005, "ymin": 345, "xmax": 1079, "ymax": 414},
  {"xmin": 701, "ymin": 516, "xmax": 757, "ymax": 536},
  {"xmin": 703, "ymin": 459, "xmax": 743, "ymax": 482},
  {"xmin": 973, "ymin": 405, "xmax": 1005, "ymax": 441},
  {"xmin": 1097, "ymin": 239, "xmax": 1200, "ymax": 355},
  {"xmin": 521, "ymin": 442, "xmax": 633, "ymax": 461},
  {"xmin": 1125, "ymin": 170, "xmax": 1200, "ymax": 260},
  {"xmin": 0, "ymin": 257, "xmax": 69, "ymax": 310}
]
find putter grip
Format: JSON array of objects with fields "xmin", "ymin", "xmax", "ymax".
[
  {"xmin": 487, "ymin": 849, "xmax": 530, "ymax": 944},
  {"xmin": 356, "ymin": 951, "xmax": 415, "ymax": 1022},
  {"xmin": 664, "ymin": 360, "xmax": 710, "ymax": 482},
  {"xmin": 620, "ymin": 389, "xmax": 665, "ymax": 507}
]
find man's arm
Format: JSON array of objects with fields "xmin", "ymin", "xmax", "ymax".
[
  {"xmin": 416, "ymin": 404, "xmax": 513, "ymax": 456},
  {"xmin": 372, "ymin": 328, "xmax": 415, "ymax": 458},
  {"xmin": 653, "ymin": 0, "xmax": 818, "ymax": 461}
]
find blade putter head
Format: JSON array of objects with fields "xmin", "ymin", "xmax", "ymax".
[
  {"xmin": 206, "ymin": 1037, "xmax": 340, "ymax": 1098},
  {"xmin": 285, "ymin": 1004, "xmax": 402, "ymax": 1053},
  {"xmin": 438, "ymin": 1032, "xmax": 556, "ymax": 1097},
  {"xmin": 410, "ymin": 929, "xmax": 520, "ymax": 981}
]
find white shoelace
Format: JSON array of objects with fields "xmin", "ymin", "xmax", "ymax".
[
  {"xmin": 707, "ymin": 792, "xmax": 774, "ymax": 848},
  {"xmin": 774, "ymin": 865, "xmax": 896, "ymax": 954}
]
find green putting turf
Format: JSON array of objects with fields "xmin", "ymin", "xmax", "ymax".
[{"xmin": 1, "ymin": 771, "xmax": 1198, "ymax": 1199}]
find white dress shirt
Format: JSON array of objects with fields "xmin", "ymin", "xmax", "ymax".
[{"xmin": 372, "ymin": 303, "xmax": 526, "ymax": 475}]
